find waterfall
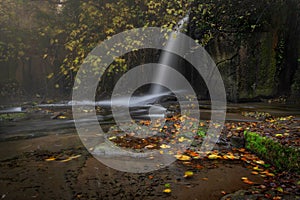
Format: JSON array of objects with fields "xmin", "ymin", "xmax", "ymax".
[{"xmin": 149, "ymin": 14, "xmax": 190, "ymax": 96}]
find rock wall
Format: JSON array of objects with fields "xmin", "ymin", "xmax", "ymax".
[
  {"xmin": 189, "ymin": 1, "xmax": 300, "ymax": 102},
  {"xmin": 0, "ymin": 56, "xmax": 63, "ymax": 104}
]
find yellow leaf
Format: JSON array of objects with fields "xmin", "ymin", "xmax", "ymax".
[
  {"xmin": 160, "ymin": 144, "xmax": 171, "ymax": 149},
  {"xmin": 45, "ymin": 157, "xmax": 55, "ymax": 161},
  {"xmin": 184, "ymin": 171, "xmax": 194, "ymax": 178},
  {"xmin": 236, "ymin": 127, "xmax": 243, "ymax": 130},
  {"xmin": 255, "ymin": 160, "xmax": 265, "ymax": 165},
  {"xmin": 60, "ymin": 155, "xmax": 81, "ymax": 162},
  {"xmin": 174, "ymin": 154, "xmax": 191, "ymax": 161},
  {"xmin": 47, "ymin": 73, "xmax": 54, "ymax": 79},
  {"xmin": 178, "ymin": 137, "xmax": 185, "ymax": 142},
  {"xmin": 208, "ymin": 154, "xmax": 221, "ymax": 159},
  {"xmin": 253, "ymin": 166, "xmax": 263, "ymax": 171},
  {"xmin": 58, "ymin": 115, "xmax": 67, "ymax": 119},
  {"xmin": 163, "ymin": 188, "xmax": 171, "ymax": 193},
  {"xmin": 109, "ymin": 136, "xmax": 116, "ymax": 140}
]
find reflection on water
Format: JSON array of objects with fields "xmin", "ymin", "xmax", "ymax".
[{"xmin": 0, "ymin": 107, "xmax": 22, "ymax": 113}]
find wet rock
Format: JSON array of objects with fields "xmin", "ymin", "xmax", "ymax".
[
  {"xmin": 230, "ymin": 136, "xmax": 245, "ymax": 148},
  {"xmin": 221, "ymin": 190, "xmax": 264, "ymax": 200},
  {"xmin": 51, "ymin": 112, "xmax": 64, "ymax": 119},
  {"xmin": 216, "ymin": 137, "xmax": 228, "ymax": 145}
]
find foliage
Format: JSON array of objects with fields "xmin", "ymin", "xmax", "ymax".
[
  {"xmin": 54, "ymin": 0, "xmax": 286, "ymax": 85},
  {"xmin": 0, "ymin": 0, "xmax": 61, "ymax": 62},
  {"xmin": 189, "ymin": 0, "xmax": 274, "ymax": 45},
  {"xmin": 197, "ymin": 127, "xmax": 206, "ymax": 137},
  {"xmin": 0, "ymin": 0, "xmax": 297, "ymax": 95},
  {"xmin": 58, "ymin": 0, "xmax": 191, "ymax": 79}
]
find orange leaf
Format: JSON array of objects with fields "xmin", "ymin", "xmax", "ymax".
[{"xmin": 241, "ymin": 177, "xmax": 254, "ymax": 185}]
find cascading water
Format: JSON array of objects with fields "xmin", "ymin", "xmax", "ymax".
[{"xmin": 149, "ymin": 14, "xmax": 190, "ymax": 96}]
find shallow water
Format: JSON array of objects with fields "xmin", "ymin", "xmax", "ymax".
[{"xmin": 1, "ymin": 100, "xmax": 299, "ymax": 142}]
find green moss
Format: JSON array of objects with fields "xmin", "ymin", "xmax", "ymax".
[
  {"xmin": 0, "ymin": 113, "xmax": 26, "ymax": 121},
  {"xmin": 244, "ymin": 131, "xmax": 300, "ymax": 173}
]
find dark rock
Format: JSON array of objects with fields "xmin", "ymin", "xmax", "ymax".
[{"xmin": 230, "ymin": 136, "xmax": 245, "ymax": 148}]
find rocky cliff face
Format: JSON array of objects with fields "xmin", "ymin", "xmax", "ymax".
[{"xmin": 188, "ymin": 0, "xmax": 300, "ymax": 103}]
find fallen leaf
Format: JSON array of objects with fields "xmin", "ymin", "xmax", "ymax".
[
  {"xmin": 259, "ymin": 185, "xmax": 266, "ymax": 189},
  {"xmin": 255, "ymin": 160, "xmax": 265, "ymax": 165},
  {"xmin": 195, "ymin": 164, "xmax": 203, "ymax": 169},
  {"xmin": 45, "ymin": 157, "xmax": 55, "ymax": 161},
  {"xmin": 242, "ymin": 177, "xmax": 254, "ymax": 185},
  {"xmin": 109, "ymin": 136, "xmax": 116, "ymax": 140},
  {"xmin": 145, "ymin": 144, "xmax": 155, "ymax": 149},
  {"xmin": 60, "ymin": 155, "xmax": 81, "ymax": 162},
  {"xmin": 266, "ymin": 172, "xmax": 275, "ymax": 177},
  {"xmin": 187, "ymin": 151, "xmax": 199, "ymax": 157},
  {"xmin": 223, "ymin": 152, "xmax": 237, "ymax": 160},
  {"xmin": 160, "ymin": 144, "xmax": 171, "ymax": 149},
  {"xmin": 184, "ymin": 171, "xmax": 194, "ymax": 178},
  {"xmin": 208, "ymin": 154, "xmax": 221, "ymax": 159},
  {"xmin": 253, "ymin": 166, "xmax": 263, "ymax": 171},
  {"xmin": 236, "ymin": 127, "xmax": 243, "ymax": 131},
  {"xmin": 163, "ymin": 188, "xmax": 171, "ymax": 193},
  {"xmin": 276, "ymin": 187, "xmax": 284, "ymax": 193},
  {"xmin": 178, "ymin": 137, "xmax": 185, "ymax": 142},
  {"xmin": 174, "ymin": 154, "xmax": 191, "ymax": 161}
]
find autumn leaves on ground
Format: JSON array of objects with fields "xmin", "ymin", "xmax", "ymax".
[{"xmin": 0, "ymin": 106, "xmax": 299, "ymax": 200}]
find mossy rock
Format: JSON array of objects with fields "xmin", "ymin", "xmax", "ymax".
[
  {"xmin": 0, "ymin": 113, "xmax": 27, "ymax": 121},
  {"xmin": 244, "ymin": 131, "xmax": 300, "ymax": 173}
]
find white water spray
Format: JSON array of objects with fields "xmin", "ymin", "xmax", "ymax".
[{"xmin": 149, "ymin": 14, "xmax": 190, "ymax": 95}]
